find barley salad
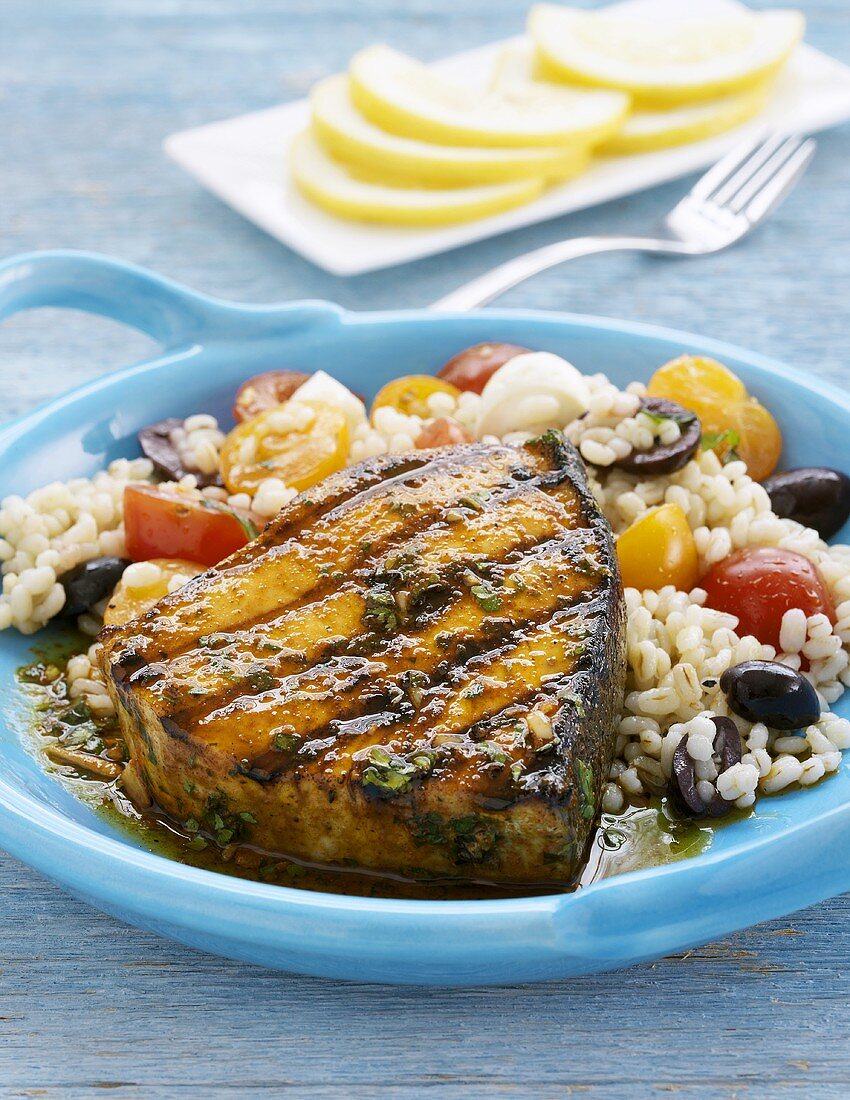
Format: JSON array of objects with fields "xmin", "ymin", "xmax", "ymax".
[{"xmin": 6, "ymin": 343, "xmax": 850, "ymax": 860}]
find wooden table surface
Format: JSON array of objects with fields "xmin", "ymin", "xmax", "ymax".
[{"xmin": 2, "ymin": 1, "xmax": 850, "ymax": 1095}]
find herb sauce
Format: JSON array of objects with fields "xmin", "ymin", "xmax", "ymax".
[{"xmin": 17, "ymin": 634, "xmax": 712, "ymax": 902}]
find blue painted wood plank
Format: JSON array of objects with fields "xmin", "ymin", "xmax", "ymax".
[{"xmin": 2, "ymin": 0, "xmax": 850, "ymax": 1094}]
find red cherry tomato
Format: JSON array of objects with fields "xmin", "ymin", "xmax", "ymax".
[
  {"xmin": 701, "ymin": 547, "xmax": 835, "ymax": 651},
  {"xmin": 124, "ymin": 484, "xmax": 257, "ymax": 568},
  {"xmin": 233, "ymin": 370, "xmax": 310, "ymax": 422},
  {"xmin": 436, "ymin": 343, "xmax": 530, "ymax": 394},
  {"xmin": 415, "ymin": 418, "xmax": 474, "ymax": 449}
]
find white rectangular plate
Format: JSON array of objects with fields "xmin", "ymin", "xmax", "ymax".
[{"xmin": 164, "ymin": 0, "xmax": 850, "ymax": 276}]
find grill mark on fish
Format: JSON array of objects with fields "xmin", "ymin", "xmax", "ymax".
[
  {"xmin": 172, "ymin": 539, "xmax": 603, "ymax": 761},
  {"xmin": 135, "ymin": 486, "xmax": 586, "ymax": 716},
  {"xmin": 311, "ymin": 602, "xmax": 603, "ymax": 768},
  {"xmin": 113, "ymin": 446, "xmax": 543, "ymax": 664}
]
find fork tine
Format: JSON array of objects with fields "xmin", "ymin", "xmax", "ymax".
[
  {"xmin": 708, "ymin": 133, "xmax": 792, "ymax": 207},
  {"xmin": 740, "ymin": 139, "xmax": 816, "ymax": 223},
  {"xmin": 725, "ymin": 135, "xmax": 807, "ymax": 214},
  {"xmin": 688, "ymin": 133, "xmax": 774, "ymax": 201}
]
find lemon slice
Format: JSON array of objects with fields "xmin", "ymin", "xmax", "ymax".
[
  {"xmin": 602, "ymin": 81, "xmax": 772, "ymax": 154},
  {"xmin": 310, "ymin": 75, "xmax": 589, "ymax": 186},
  {"xmin": 348, "ymin": 44, "xmax": 629, "ymax": 148},
  {"xmin": 491, "ymin": 42, "xmax": 772, "ymax": 155},
  {"xmin": 529, "ymin": 4, "xmax": 804, "ymax": 105},
  {"xmin": 290, "ymin": 132, "xmax": 545, "ymax": 226}
]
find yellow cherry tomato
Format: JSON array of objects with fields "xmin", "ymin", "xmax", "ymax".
[
  {"xmin": 647, "ymin": 354, "xmax": 782, "ymax": 481},
  {"xmin": 617, "ymin": 503, "xmax": 700, "ymax": 592},
  {"xmin": 647, "ymin": 355, "xmax": 746, "ymax": 435},
  {"xmin": 104, "ymin": 558, "xmax": 204, "ymax": 627},
  {"xmin": 729, "ymin": 399, "xmax": 783, "ymax": 481},
  {"xmin": 220, "ymin": 399, "xmax": 348, "ymax": 496},
  {"xmin": 371, "ymin": 375, "xmax": 461, "ymax": 421}
]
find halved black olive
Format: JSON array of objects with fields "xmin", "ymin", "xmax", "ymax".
[
  {"xmin": 613, "ymin": 397, "xmax": 701, "ymax": 475},
  {"xmin": 59, "ymin": 556, "xmax": 130, "ymax": 617},
  {"xmin": 138, "ymin": 418, "xmax": 223, "ymax": 489},
  {"xmin": 761, "ymin": 467, "xmax": 850, "ymax": 540},
  {"xmin": 720, "ymin": 660, "xmax": 820, "ymax": 730},
  {"xmin": 671, "ymin": 715, "xmax": 742, "ymax": 818}
]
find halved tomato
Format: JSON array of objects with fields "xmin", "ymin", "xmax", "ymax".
[
  {"xmin": 233, "ymin": 370, "xmax": 310, "ymax": 422},
  {"xmin": 371, "ymin": 375, "xmax": 461, "ymax": 420},
  {"xmin": 220, "ymin": 399, "xmax": 348, "ymax": 496},
  {"xmin": 701, "ymin": 547, "xmax": 835, "ymax": 650},
  {"xmin": 124, "ymin": 484, "xmax": 258, "ymax": 567}
]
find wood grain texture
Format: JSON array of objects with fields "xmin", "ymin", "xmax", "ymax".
[{"xmin": 2, "ymin": 0, "xmax": 850, "ymax": 1095}]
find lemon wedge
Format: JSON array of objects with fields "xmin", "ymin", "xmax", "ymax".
[
  {"xmin": 310, "ymin": 74, "xmax": 589, "ymax": 186},
  {"xmin": 348, "ymin": 44, "xmax": 629, "ymax": 148},
  {"xmin": 290, "ymin": 132, "xmax": 546, "ymax": 226},
  {"xmin": 491, "ymin": 42, "xmax": 772, "ymax": 155},
  {"xmin": 529, "ymin": 4, "xmax": 804, "ymax": 105}
]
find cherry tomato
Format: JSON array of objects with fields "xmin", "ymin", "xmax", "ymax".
[
  {"xmin": 415, "ymin": 418, "xmax": 474, "ymax": 449},
  {"xmin": 124, "ymin": 484, "xmax": 256, "ymax": 567},
  {"xmin": 371, "ymin": 375, "xmax": 461, "ymax": 421},
  {"xmin": 729, "ymin": 400, "xmax": 783, "ymax": 482},
  {"xmin": 648, "ymin": 356, "xmax": 746, "ymax": 430},
  {"xmin": 617, "ymin": 503, "xmax": 700, "ymax": 592},
  {"xmin": 103, "ymin": 558, "xmax": 204, "ymax": 627},
  {"xmin": 221, "ymin": 399, "xmax": 348, "ymax": 496},
  {"xmin": 701, "ymin": 547, "xmax": 835, "ymax": 651},
  {"xmin": 436, "ymin": 343, "xmax": 530, "ymax": 394},
  {"xmin": 233, "ymin": 370, "xmax": 310, "ymax": 422},
  {"xmin": 647, "ymin": 355, "xmax": 782, "ymax": 481}
]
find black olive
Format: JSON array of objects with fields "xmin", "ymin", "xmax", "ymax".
[
  {"xmin": 612, "ymin": 397, "xmax": 701, "ymax": 475},
  {"xmin": 138, "ymin": 418, "xmax": 223, "ymax": 489},
  {"xmin": 671, "ymin": 716, "xmax": 742, "ymax": 818},
  {"xmin": 720, "ymin": 660, "xmax": 821, "ymax": 730},
  {"xmin": 761, "ymin": 467, "xmax": 850, "ymax": 540},
  {"xmin": 59, "ymin": 556, "xmax": 130, "ymax": 617}
]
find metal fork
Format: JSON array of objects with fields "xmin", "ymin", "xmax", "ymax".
[{"xmin": 431, "ymin": 133, "xmax": 816, "ymax": 312}]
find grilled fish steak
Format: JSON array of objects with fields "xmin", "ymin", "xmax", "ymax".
[{"xmin": 100, "ymin": 433, "xmax": 626, "ymax": 886}]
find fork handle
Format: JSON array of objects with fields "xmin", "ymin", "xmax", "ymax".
[{"xmin": 430, "ymin": 234, "xmax": 694, "ymax": 312}]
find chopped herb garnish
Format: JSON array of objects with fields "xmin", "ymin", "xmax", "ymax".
[
  {"xmin": 364, "ymin": 586, "xmax": 399, "ymax": 632},
  {"xmin": 642, "ymin": 408, "xmax": 696, "ymax": 429},
  {"xmin": 411, "ymin": 811, "xmax": 445, "ymax": 846},
  {"xmin": 575, "ymin": 759, "xmax": 595, "ymax": 820},
  {"xmin": 470, "ymin": 582, "xmax": 501, "ymax": 613},
  {"xmin": 478, "ymin": 740, "xmax": 508, "ymax": 765},
  {"xmin": 198, "ymin": 632, "xmax": 235, "ymax": 650},
  {"xmin": 246, "ymin": 665, "xmax": 276, "ymax": 693},
  {"xmin": 273, "ymin": 731, "xmax": 299, "ymax": 752},
  {"xmin": 459, "ymin": 490, "xmax": 490, "ymax": 512},
  {"xmin": 362, "ymin": 751, "xmax": 416, "ymax": 796},
  {"xmin": 238, "ymin": 811, "xmax": 258, "ymax": 824},
  {"xmin": 700, "ymin": 428, "xmax": 740, "ymax": 457},
  {"xmin": 183, "ymin": 779, "xmax": 196, "ymax": 795},
  {"xmin": 199, "ymin": 498, "xmax": 259, "ymax": 540},
  {"xmin": 389, "ymin": 500, "xmax": 417, "ymax": 516}
]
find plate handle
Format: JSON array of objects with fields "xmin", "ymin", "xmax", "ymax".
[{"xmin": 0, "ymin": 250, "xmax": 343, "ymax": 350}]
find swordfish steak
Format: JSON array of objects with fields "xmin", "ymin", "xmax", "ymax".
[{"xmin": 100, "ymin": 432, "xmax": 626, "ymax": 886}]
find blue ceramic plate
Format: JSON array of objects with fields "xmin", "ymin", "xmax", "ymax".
[{"xmin": 1, "ymin": 250, "xmax": 849, "ymax": 987}]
